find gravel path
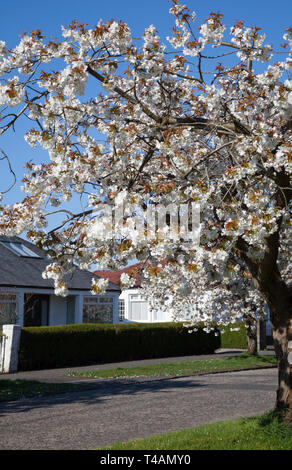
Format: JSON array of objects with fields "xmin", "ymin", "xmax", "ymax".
[{"xmin": 0, "ymin": 368, "xmax": 277, "ymax": 450}]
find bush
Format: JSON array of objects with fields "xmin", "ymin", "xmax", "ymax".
[
  {"xmin": 219, "ymin": 322, "xmax": 247, "ymax": 349},
  {"xmin": 18, "ymin": 322, "xmax": 221, "ymax": 371}
]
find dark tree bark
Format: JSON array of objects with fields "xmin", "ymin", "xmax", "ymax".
[
  {"xmin": 245, "ymin": 316, "xmax": 258, "ymax": 355},
  {"xmin": 236, "ymin": 183, "xmax": 292, "ymax": 422},
  {"xmin": 248, "ymin": 269, "xmax": 292, "ymax": 421},
  {"xmin": 268, "ymin": 275, "xmax": 292, "ymax": 422}
]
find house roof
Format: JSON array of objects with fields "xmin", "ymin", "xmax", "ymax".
[
  {"xmin": 94, "ymin": 260, "xmax": 169, "ymax": 288},
  {"xmin": 0, "ymin": 236, "xmax": 120, "ymax": 292},
  {"xmin": 94, "ymin": 262, "xmax": 144, "ymax": 287}
]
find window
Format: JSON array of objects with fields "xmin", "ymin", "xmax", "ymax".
[
  {"xmin": 0, "ymin": 293, "xmax": 18, "ymax": 325},
  {"xmin": 1, "ymin": 241, "xmax": 41, "ymax": 258},
  {"xmin": 118, "ymin": 299, "xmax": 125, "ymax": 322},
  {"xmin": 129, "ymin": 294, "xmax": 148, "ymax": 322},
  {"xmin": 83, "ymin": 296, "xmax": 98, "ymax": 304},
  {"xmin": 83, "ymin": 296, "xmax": 114, "ymax": 324}
]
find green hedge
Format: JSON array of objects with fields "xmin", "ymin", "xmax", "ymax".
[
  {"xmin": 219, "ymin": 322, "xmax": 247, "ymax": 349},
  {"xmin": 18, "ymin": 322, "xmax": 221, "ymax": 371}
]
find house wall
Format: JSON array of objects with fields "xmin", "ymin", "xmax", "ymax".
[
  {"xmin": 0, "ymin": 287, "xmax": 120, "ymax": 327},
  {"xmin": 119, "ymin": 288, "xmax": 174, "ymax": 323}
]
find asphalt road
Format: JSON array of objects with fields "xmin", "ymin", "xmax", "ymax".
[{"xmin": 0, "ymin": 368, "xmax": 278, "ymax": 450}]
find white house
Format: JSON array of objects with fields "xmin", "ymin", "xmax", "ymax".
[
  {"xmin": 94, "ymin": 263, "xmax": 274, "ymax": 350},
  {"xmin": 0, "ymin": 236, "xmax": 120, "ymax": 327},
  {"xmin": 94, "ymin": 262, "xmax": 172, "ymax": 323}
]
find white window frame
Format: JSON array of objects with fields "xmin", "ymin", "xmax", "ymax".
[{"xmin": 118, "ymin": 299, "xmax": 125, "ymax": 322}]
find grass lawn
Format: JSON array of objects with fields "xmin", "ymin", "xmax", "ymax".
[
  {"xmin": 68, "ymin": 352, "xmax": 276, "ymax": 380},
  {"xmin": 0, "ymin": 379, "xmax": 83, "ymax": 402},
  {"xmin": 99, "ymin": 412, "xmax": 292, "ymax": 450}
]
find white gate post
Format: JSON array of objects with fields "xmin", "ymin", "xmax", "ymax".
[{"xmin": 0, "ymin": 325, "xmax": 22, "ymax": 373}]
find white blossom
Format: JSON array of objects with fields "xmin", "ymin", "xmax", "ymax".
[
  {"xmin": 91, "ymin": 277, "xmax": 109, "ymax": 295},
  {"xmin": 0, "ymin": 2, "xmax": 289, "ymax": 334}
]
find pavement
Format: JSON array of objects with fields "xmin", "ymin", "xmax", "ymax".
[
  {"xmin": 0, "ymin": 367, "xmax": 278, "ymax": 450},
  {"xmin": 0, "ymin": 348, "xmax": 275, "ymax": 385},
  {"xmin": 0, "ymin": 347, "xmax": 277, "ymax": 450}
]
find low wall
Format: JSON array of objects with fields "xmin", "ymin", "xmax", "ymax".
[{"xmin": 0, "ymin": 325, "xmax": 21, "ymax": 373}]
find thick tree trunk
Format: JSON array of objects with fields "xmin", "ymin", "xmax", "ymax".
[
  {"xmin": 267, "ymin": 278, "xmax": 292, "ymax": 423},
  {"xmin": 273, "ymin": 322, "xmax": 292, "ymax": 422},
  {"xmin": 237, "ymin": 221, "xmax": 292, "ymax": 421},
  {"xmin": 235, "ymin": 170, "xmax": 292, "ymax": 421}
]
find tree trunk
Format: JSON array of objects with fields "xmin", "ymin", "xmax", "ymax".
[
  {"xmin": 272, "ymin": 320, "xmax": 292, "ymax": 423},
  {"xmin": 237, "ymin": 224, "xmax": 292, "ymax": 422},
  {"xmin": 245, "ymin": 316, "xmax": 257, "ymax": 355},
  {"xmin": 236, "ymin": 170, "xmax": 292, "ymax": 422},
  {"xmin": 268, "ymin": 279, "xmax": 292, "ymax": 423}
]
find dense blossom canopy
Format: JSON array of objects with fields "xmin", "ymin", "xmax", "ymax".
[{"xmin": 0, "ymin": 1, "xmax": 291, "ymax": 328}]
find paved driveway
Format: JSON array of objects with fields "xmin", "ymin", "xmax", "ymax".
[{"xmin": 0, "ymin": 368, "xmax": 277, "ymax": 450}]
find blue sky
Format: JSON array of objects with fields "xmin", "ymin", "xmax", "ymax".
[
  {"xmin": 1, "ymin": 0, "xmax": 289, "ymax": 48},
  {"xmin": 0, "ymin": 0, "xmax": 291, "ymax": 229}
]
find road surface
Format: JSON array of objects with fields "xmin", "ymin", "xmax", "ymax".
[{"xmin": 0, "ymin": 368, "xmax": 278, "ymax": 450}]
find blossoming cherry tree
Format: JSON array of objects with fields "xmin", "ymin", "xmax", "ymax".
[{"xmin": 0, "ymin": 1, "xmax": 291, "ymax": 419}]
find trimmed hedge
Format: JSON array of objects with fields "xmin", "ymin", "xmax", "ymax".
[
  {"xmin": 219, "ymin": 322, "xmax": 247, "ymax": 349},
  {"xmin": 18, "ymin": 322, "xmax": 221, "ymax": 371}
]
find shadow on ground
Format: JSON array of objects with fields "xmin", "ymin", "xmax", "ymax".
[{"xmin": 0, "ymin": 376, "xmax": 207, "ymax": 415}]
